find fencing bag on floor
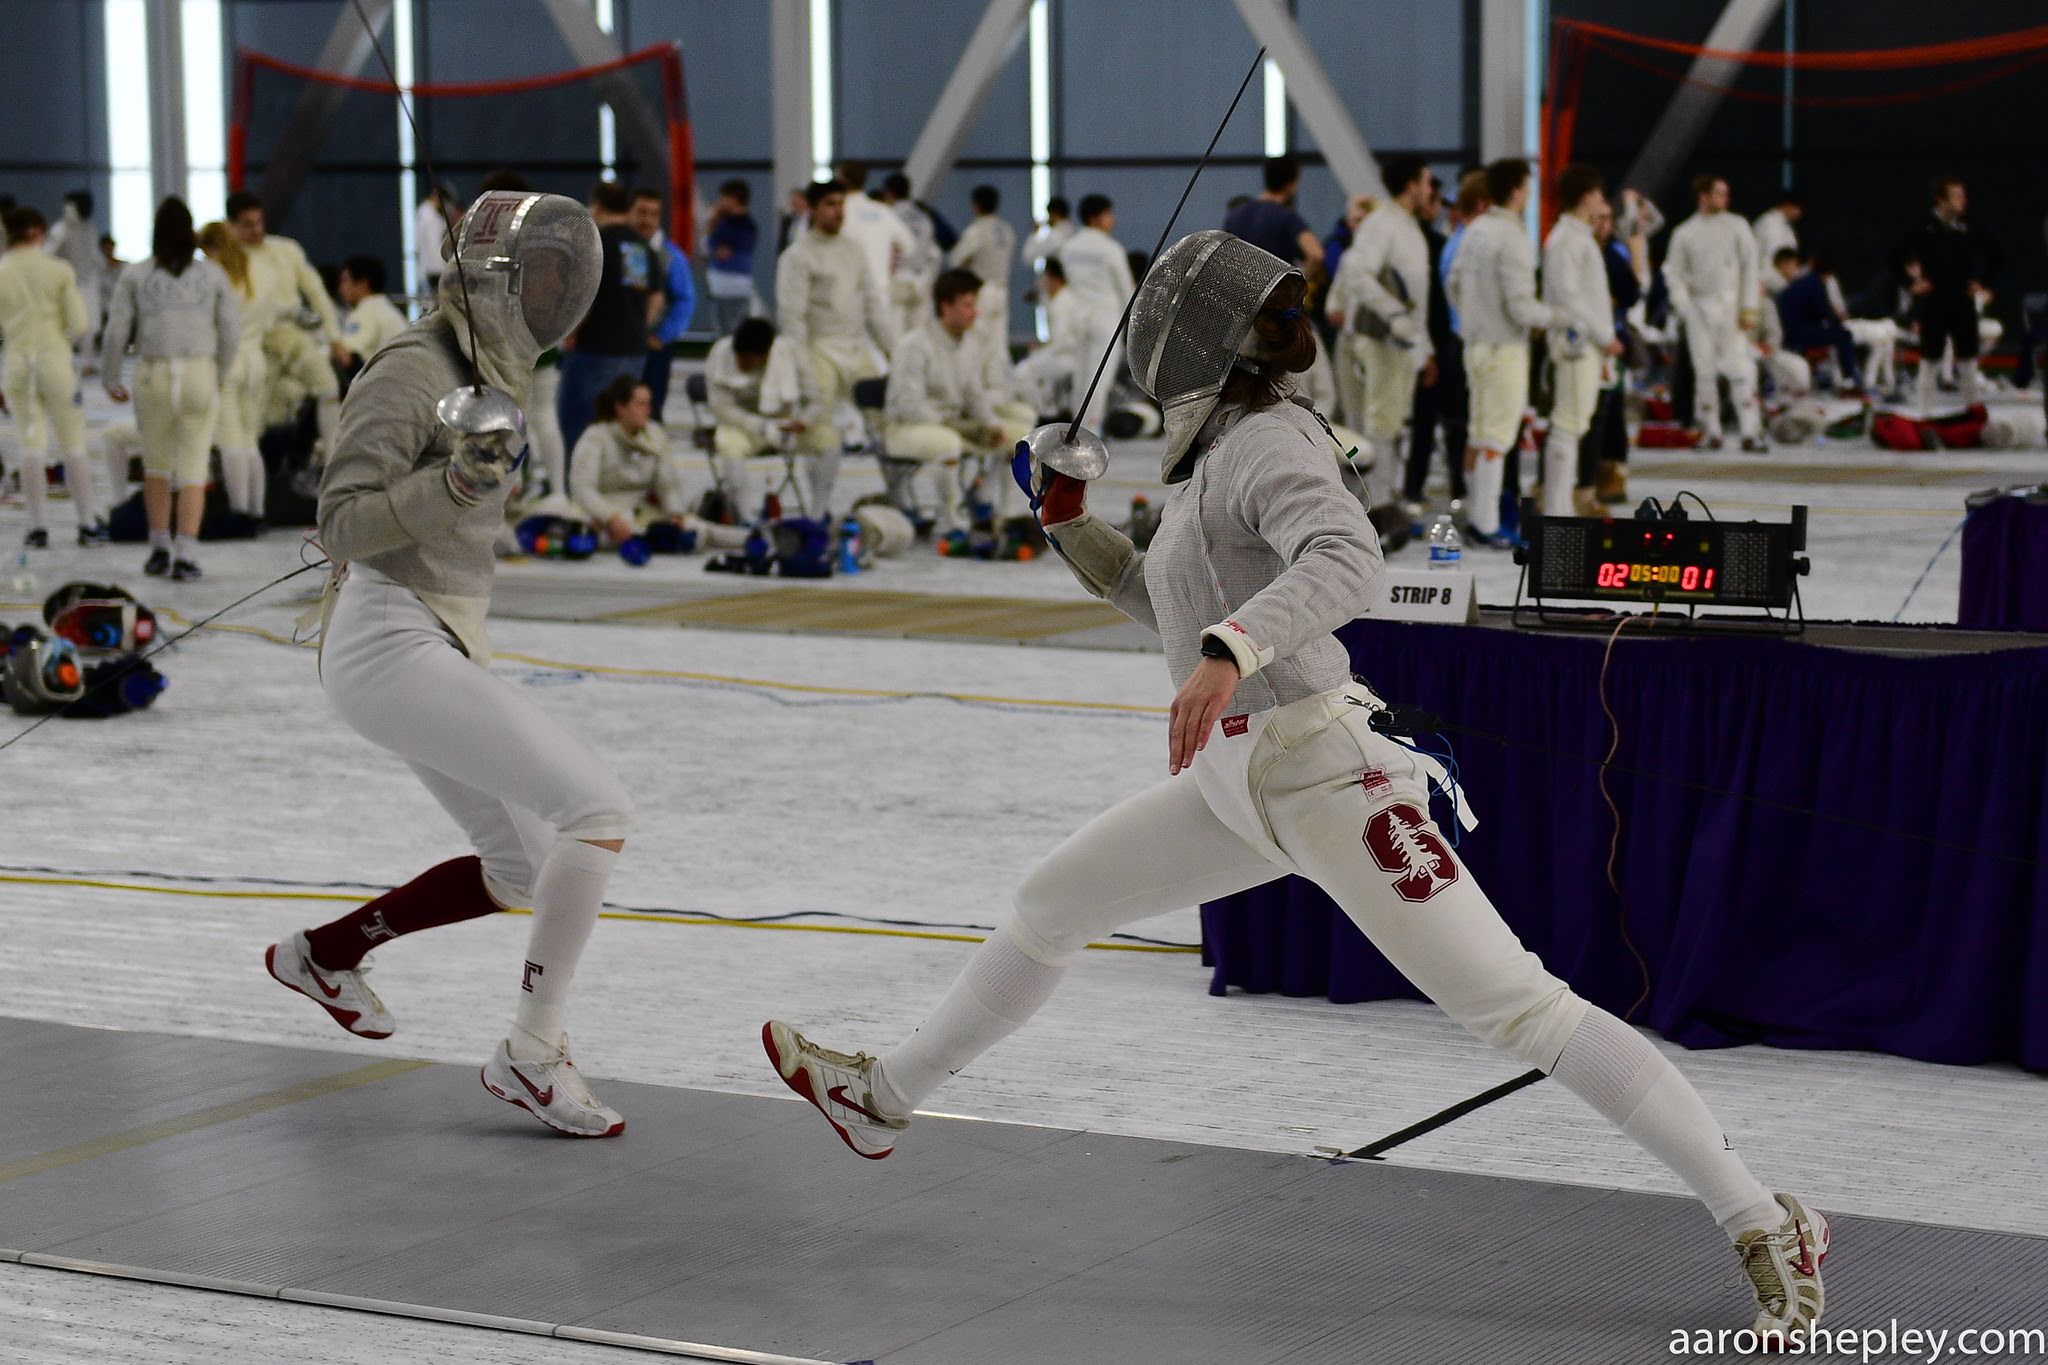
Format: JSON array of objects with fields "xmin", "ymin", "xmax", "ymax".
[{"xmin": 1870, "ymin": 404, "xmax": 1988, "ymax": 451}]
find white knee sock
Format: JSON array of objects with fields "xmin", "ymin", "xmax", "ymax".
[
  {"xmin": 806, "ymin": 446, "xmax": 843, "ymax": 517},
  {"xmin": 1466, "ymin": 448, "xmax": 1503, "ymax": 534},
  {"xmin": 219, "ymin": 449, "xmax": 261, "ymax": 516},
  {"xmin": 1541, "ymin": 431, "xmax": 1578, "ymax": 516},
  {"xmin": 509, "ymin": 837, "xmax": 617, "ymax": 1056},
  {"xmin": 874, "ymin": 922, "xmax": 1067, "ymax": 1116},
  {"xmin": 21, "ymin": 456, "xmax": 49, "ymax": 530},
  {"xmin": 62, "ymin": 453, "xmax": 100, "ymax": 528},
  {"xmin": 1549, "ymin": 1007, "xmax": 1783, "ymax": 1241}
]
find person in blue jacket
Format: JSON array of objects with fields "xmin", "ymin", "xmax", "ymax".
[{"xmin": 630, "ymin": 188, "xmax": 696, "ymax": 423}]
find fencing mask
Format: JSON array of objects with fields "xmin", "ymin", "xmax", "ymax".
[
  {"xmin": 1125, "ymin": 230, "xmax": 1302, "ymax": 482},
  {"xmin": 438, "ymin": 191, "xmax": 603, "ymax": 397},
  {"xmin": 3, "ymin": 632, "xmax": 86, "ymax": 715}
]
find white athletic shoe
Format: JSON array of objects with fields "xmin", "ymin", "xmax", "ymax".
[
  {"xmin": 480, "ymin": 1037, "xmax": 624, "ymax": 1138},
  {"xmin": 761, "ymin": 1020, "xmax": 909, "ymax": 1160},
  {"xmin": 1736, "ymin": 1192, "xmax": 1831, "ymax": 1347},
  {"xmin": 264, "ymin": 931, "xmax": 395, "ymax": 1039}
]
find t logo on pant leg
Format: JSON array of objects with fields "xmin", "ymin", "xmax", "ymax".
[
  {"xmin": 522, "ymin": 960, "xmax": 544, "ymax": 992},
  {"xmin": 1363, "ymin": 802, "xmax": 1458, "ymax": 903}
]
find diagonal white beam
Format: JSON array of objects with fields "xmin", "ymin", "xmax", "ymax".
[
  {"xmin": 1230, "ymin": 0, "xmax": 1382, "ymax": 199},
  {"xmin": 258, "ymin": 0, "xmax": 393, "ymax": 220},
  {"xmin": 1621, "ymin": 0, "xmax": 1786, "ymax": 204},
  {"xmin": 900, "ymin": 0, "xmax": 1032, "ymax": 198},
  {"xmin": 539, "ymin": 0, "xmax": 672, "ymax": 193}
]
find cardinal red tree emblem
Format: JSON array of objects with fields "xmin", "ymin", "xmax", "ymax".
[{"xmin": 1363, "ymin": 803, "xmax": 1458, "ymax": 902}]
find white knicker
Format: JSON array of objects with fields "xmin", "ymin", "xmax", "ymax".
[
  {"xmin": 1012, "ymin": 681, "xmax": 1586, "ymax": 1072},
  {"xmin": 321, "ymin": 566, "xmax": 634, "ymax": 906}
]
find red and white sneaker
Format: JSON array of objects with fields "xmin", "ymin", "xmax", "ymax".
[
  {"xmin": 265, "ymin": 931, "xmax": 395, "ymax": 1038},
  {"xmin": 762, "ymin": 1019, "xmax": 909, "ymax": 1160},
  {"xmin": 480, "ymin": 1036, "xmax": 624, "ymax": 1138},
  {"xmin": 1736, "ymin": 1192, "xmax": 1831, "ymax": 1349}
]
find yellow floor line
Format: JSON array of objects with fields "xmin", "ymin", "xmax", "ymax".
[
  {"xmin": 0, "ymin": 1058, "xmax": 429, "ymax": 1185},
  {"xmin": 0, "ymin": 872, "xmax": 1198, "ymax": 954},
  {"xmin": 129, "ymin": 610, "xmax": 1173, "ymax": 716}
]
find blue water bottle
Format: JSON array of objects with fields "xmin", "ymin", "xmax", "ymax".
[{"xmin": 838, "ymin": 516, "xmax": 863, "ymax": 575}]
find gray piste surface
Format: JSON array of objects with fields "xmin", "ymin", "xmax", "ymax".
[{"xmin": 5, "ymin": 1018, "xmax": 2042, "ymax": 1364}]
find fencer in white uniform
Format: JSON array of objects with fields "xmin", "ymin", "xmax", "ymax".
[
  {"xmin": 1011, "ymin": 259, "xmax": 1086, "ymax": 417},
  {"xmin": 949, "ymin": 185, "xmax": 1018, "ymax": 348},
  {"xmin": 0, "ymin": 206, "xmax": 101, "ymax": 546},
  {"xmin": 881, "ymin": 269, "xmax": 1035, "ymax": 529},
  {"xmin": 775, "ymin": 181, "xmax": 897, "ymax": 515},
  {"xmin": 1541, "ymin": 167, "xmax": 1619, "ymax": 517},
  {"xmin": 228, "ymin": 191, "xmax": 342, "ymax": 450},
  {"xmin": 1054, "ymin": 197, "xmax": 1134, "ymax": 436},
  {"xmin": 198, "ymin": 220, "xmax": 278, "ymax": 520},
  {"xmin": 704, "ymin": 318, "xmax": 835, "ymax": 521},
  {"xmin": 1446, "ymin": 162, "xmax": 1555, "ymax": 543},
  {"xmin": 764, "ymin": 229, "xmax": 1832, "ymax": 1351},
  {"xmin": 45, "ymin": 193, "xmax": 104, "ymax": 368},
  {"xmin": 1667, "ymin": 175, "xmax": 1766, "ymax": 450},
  {"xmin": 1325, "ymin": 156, "xmax": 1434, "ymax": 513},
  {"xmin": 271, "ymin": 191, "xmax": 634, "ymax": 1140},
  {"xmin": 102, "ymin": 199, "xmax": 239, "ymax": 580}
]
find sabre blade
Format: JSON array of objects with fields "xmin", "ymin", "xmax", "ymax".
[{"xmin": 1063, "ymin": 45, "xmax": 1269, "ymax": 446}]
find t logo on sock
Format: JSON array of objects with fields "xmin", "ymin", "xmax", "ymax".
[{"xmin": 522, "ymin": 960, "xmax": 545, "ymax": 992}]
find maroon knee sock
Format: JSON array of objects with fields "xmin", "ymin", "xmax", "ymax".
[{"xmin": 305, "ymin": 856, "xmax": 501, "ymax": 970}]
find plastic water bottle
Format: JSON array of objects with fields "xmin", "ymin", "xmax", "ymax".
[
  {"xmin": 838, "ymin": 516, "xmax": 863, "ymax": 575},
  {"xmin": 1426, "ymin": 514, "xmax": 1462, "ymax": 570},
  {"xmin": 8, "ymin": 550, "xmax": 34, "ymax": 599}
]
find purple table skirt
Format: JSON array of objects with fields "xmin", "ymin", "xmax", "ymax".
[
  {"xmin": 1960, "ymin": 495, "xmax": 2048, "ymax": 631},
  {"xmin": 1200, "ymin": 619, "xmax": 2048, "ymax": 1072}
]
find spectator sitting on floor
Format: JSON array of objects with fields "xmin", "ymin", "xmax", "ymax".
[
  {"xmin": 704, "ymin": 316, "xmax": 834, "ymax": 522},
  {"xmin": 883, "ymin": 268, "xmax": 1035, "ymax": 532},
  {"xmin": 568, "ymin": 374, "xmax": 743, "ymax": 552}
]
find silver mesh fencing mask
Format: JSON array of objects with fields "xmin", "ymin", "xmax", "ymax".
[
  {"xmin": 1126, "ymin": 230, "xmax": 1302, "ymax": 481},
  {"xmin": 440, "ymin": 192, "xmax": 602, "ymax": 387}
]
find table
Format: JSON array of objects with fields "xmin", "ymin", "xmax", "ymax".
[
  {"xmin": 1960, "ymin": 494, "xmax": 2048, "ymax": 631},
  {"xmin": 1200, "ymin": 617, "xmax": 2048, "ymax": 1071}
]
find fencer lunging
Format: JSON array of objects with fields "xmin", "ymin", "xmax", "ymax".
[
  {"xmin": 268, "ymin": 191, "xmax": 634, "ymax": 1140},
  {"xmin": 764, "ymin": 229, "xmax": 1830, "ymax": 1347}
]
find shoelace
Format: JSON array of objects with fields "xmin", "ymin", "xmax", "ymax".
[{"xmin": 1738, "ymin": 1226, "xmax": 1801, "ymax": 1315}]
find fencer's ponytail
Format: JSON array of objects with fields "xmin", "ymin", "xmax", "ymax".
[{"xmin": 1220, "ymin": 275, "xmax": 1316, "ymax": 411}]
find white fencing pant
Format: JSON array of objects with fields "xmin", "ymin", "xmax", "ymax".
[
  {"xmin": 1759, "ymin": 347, "xmax": 1810, "ymax": 401},
  {"xmin": 713, "ymin": 421, "xmax": 837, "ymax": 521},
  {"xmin": 322, "ymin": 567, "xmax": 633, "ymax": 1036},
  {"xmin": 1463, "ymin": 341, "xmax": 1529, "ymax": 536},
  {"xmin": 876, "ymin": 680, "xmax": 1784, "ymax": 1240},
  {"xmin": 1545, "ymin": 352, "xmax": 1603, "ymax": 515},
  {"xmin": 1013, "ymin": 347, "xmax": 1072, "ymax": 417},
  {"xmin": 1069, "ymin": 309, "xmax": 1121, "ymax": 437},
  {"xmin": 1845, "ymin": 318, "xmax": 1896, "ymax": 392},
  {"xmin": 528, "ymin": 366, "xmax": 566, "ymax": 498},
  {"xmin": 218, "ymin": 343, "xmax": 269, "ymax": 516},
  {"xmin": 3, "ymin": 336, "xmax": 93, "ymax": 531},
  {"xmin": 1682, "ymin": 315, "xmax": 1761, "ymax": 440},
  {"xmin": 134, "ymin": 356, "xmax": 220, "ymax": 489}
]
